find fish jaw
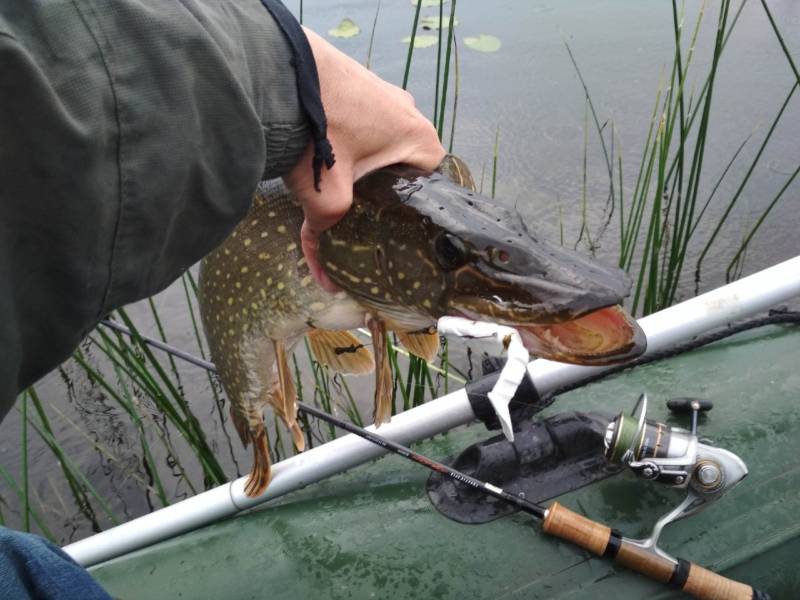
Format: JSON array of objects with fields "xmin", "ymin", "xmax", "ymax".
[
  {"xmin": 319, "ymin": 158, "xmax": 646, "ymax": 367},
  {"xmin": 512, "ymin": 305, "xmax": 647, "ymax": 366},
  {"xmin": 442, "ymin": 235, "xmax": 633, "ymax": 327},
  {"xmin": 327, "ymin": 163, "xmax": 635, "ymax": 329}
]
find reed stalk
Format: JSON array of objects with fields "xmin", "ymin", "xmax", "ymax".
[{"xmin": 5, "ymin": 0, "xmax": 796, "ymax": 542}]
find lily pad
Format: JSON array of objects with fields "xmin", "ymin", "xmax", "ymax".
[
  {"xmin": 410, "ymin": 0, "xmax": 448, "ymax": 7},
  {"xmin": 463, "ymin": 34, "xmax": 501, "ymax": 53},
  {"xmin": 401, "ymin": 35, "xmax": 439, "ymax": 49},
  {"xmin": 328, "ymin": 18, "xmax": 360, "ymax": 38},
  {"xmin": 420, "ymin": 15, "xmax": 459, "ymax": 30}
]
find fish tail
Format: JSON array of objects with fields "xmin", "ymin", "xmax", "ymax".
[{"xmin": 244, "ymin": 425, "xmax": 272, "ymax": 497}]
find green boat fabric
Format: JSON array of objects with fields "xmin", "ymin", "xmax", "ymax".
[{"xmin": 90, "ymin": 325, "xmax": 800, "ymax": 599}]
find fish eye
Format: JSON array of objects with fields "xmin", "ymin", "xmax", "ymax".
[
  {"xmin": 490, "ymin": 247, "xmax": 510, "ymax": 264},
  {"xmin": 434, "ymin": 233, "xmax": 468, "ymax": 270}
]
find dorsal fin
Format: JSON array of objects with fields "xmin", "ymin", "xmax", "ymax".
[{"xmin": 437, "ymin": 154, "xmax": 477, "ymax": 192}]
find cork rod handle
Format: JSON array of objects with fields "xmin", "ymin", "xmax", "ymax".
[{"xmin": 542, "ymin": 502, "xmax": 760, "ymax": 600}]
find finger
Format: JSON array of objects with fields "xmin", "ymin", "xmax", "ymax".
[
  {"xmin": 392, "ymin": 99, "xmax": 447, "ymax": 171},
  {"xmin": 351, "ymin": 102, "xmax": 446, "ymax": 180},
  {"xmin": 286, "ymin": 143, "xmax": 354, "ymax": 234},
  {"xmin": 301, "ymin": 184, "xmax": 352, "ymax": 238},
  {"xmin": 300, "ymin": 220, "xmax": 340, "ymax": 293}
]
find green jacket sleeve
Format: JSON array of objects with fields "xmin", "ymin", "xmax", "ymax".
[{"xmin": 0, "ymin": 0, "xmax": 310, "ymax": 421}]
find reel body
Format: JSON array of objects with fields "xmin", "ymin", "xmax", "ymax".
[{"xmin": 604, "ymin": 394, "xmax": 749, "ymax": 559}]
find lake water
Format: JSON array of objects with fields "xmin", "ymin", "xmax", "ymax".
[{"xmin": 1, "ymin": 0, "xmax": 797, "ymax": 544}]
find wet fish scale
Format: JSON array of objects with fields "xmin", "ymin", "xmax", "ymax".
[
  {"xmin": 199, "ymin": 155, "xmax": 644, "ymax": 498},
  {"xmin": 198, "ymin": 181, "xmax": 364, "ymax": 494}
]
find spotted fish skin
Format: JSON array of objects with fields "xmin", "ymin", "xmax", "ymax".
[
  {"xmin": 199, "ymin": 155, "xmax": 644, "ymax": 497},
  {"xmin": 198, "ymin": 181, "xmax": 364, "ymax": 495},
  {"xmin": 198, "ymin": 158, "xmax": 479, "ymax": 496}
]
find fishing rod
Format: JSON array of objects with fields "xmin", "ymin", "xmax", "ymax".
[
  {"xmin": 100, "ymin": 319, "xmax": 767, "ymax": 599},
  {"xmin": 302, "ymin": 399, "xmax": 766, "ymax": 600}
]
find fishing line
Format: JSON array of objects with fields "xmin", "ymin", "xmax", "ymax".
[
  {"xmin": 97, "ymin": 317, "xmax": 773, "ymax": 598},
  {"xmin": 100, "ymin": 309, "xmax": 800, "ymax": 414},
  {"xmin": 97, "ymin": 323, "xmax": 547, "ymax": 513}
]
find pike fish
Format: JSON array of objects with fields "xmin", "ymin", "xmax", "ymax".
[{"xmin": 198, "ymin": 156, "xmax": 645, "ymax": 497}]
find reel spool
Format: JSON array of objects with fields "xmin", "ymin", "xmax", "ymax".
[{"xmin": 603, "ymin": 393, "xmax": 749, "ymax": 556}]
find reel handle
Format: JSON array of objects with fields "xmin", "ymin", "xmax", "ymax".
[
  {"xmin": 667, "ymin": 397, "xmax": 714, "ymax": 413},
  {"xmin": 542, "ymin": 502, "xmax": 766, "ymax": 600}
]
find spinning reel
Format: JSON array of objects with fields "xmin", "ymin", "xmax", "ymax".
[
  {"xmin": 428, "ymin": 387, "xmax": 766, "ymax": 598},
  {"xmin": 604, "ymin": 394, "xmax": 749, "ymax": 559}
]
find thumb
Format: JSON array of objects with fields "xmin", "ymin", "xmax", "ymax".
[
  {"xmin": 298, "ymin": 168, "xmax": 353, "ymax": 238},
  {"xmin": 300, "ymin": 219, "xmax": 340, "ymax": 293},
  {"xmin": 285, "ymin": 143, "xmax": 354, "ymax": 292}
]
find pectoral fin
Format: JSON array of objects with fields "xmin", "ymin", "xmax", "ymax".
[
  {"xmin": 396, "ymin": 328, "xmax": 440, "ymax": 363},
  {"xmin": 367, "ymin": 317, "xmax": 393, "ymax": 427},
  {"xmin": 307, "ymin": 329, "xmax": 375, "ymax": 374},
  {"xmin": 273, "ymin": 340, "xmax": 305, "ymax": 452}
]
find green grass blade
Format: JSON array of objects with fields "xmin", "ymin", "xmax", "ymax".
[
  {"xmin": 76, "ymin": 342, "xmax": 172, "ymax": 504},
  {"xmin": 26, "ymin": 387, "xmax": 120, "ymax": 527},
  {"xmin": 365, "ymin": 0, "xmax": 382, "ymax": 71},
  {"xmin": 433, "ymin": 0, "xmax": 444, "ymax": 128},
  {"xmin": 660, "ymin": 0, "xmax": 731, "ymax": 309},
  {"xmin": 694, "ymin": 82, "xmax": 797, "ymax": 287},
  {"xmin": 0, "ymin": 464, "xmax": 55, "ymax": 540},
  {"xmin": 21, "ymin": 392, "xmax": 30, "ymax": 532},
  {"xmin": 574, "ymin": 98, "xmax": 593, "ymax": 251},
  {"xmin": 491, "ymin": 127, "xmax": 500, "ymax": 199},
  {"xmin": 563, "ymin": 40, "xmax": 616, "ymax": 223},
  {"xmin": 402, "ymin": 0, "xmax": 424, "ymax": 89},
  {"xmin": 304, "ymin": 338, "xmax": 336, "ymax": 439},
  {"xmin": 115, "ymin": 309, "xmax": 226, "ymax": 484},
  {"xmin": 759, "ymin": 0, "xmax": 800, "ymax": 85},
  {"xmin": 89, "ymin": 327, "xmax": 219, "ymax": 487},
  {"xmin": 147, "ymin": 297, "xmax": 181, "ymax": 385},
  {"xmin": 689, "ymin": 133, "xmax": 751, "ymax": 239},
  {"xmin": 448, "ymin": 37, "xmax": 460, "ymax": 153},
  {"xmin": 436, "ymin": 0, "xmax": 458, "ymax": 140},
  {"xmin": 337, "ymin": 376, "xmax": 365, "ymax": 429},
  {"xmin": 725, "ymin": 164, "xmax": 799, "ymax": 281},
  {"xmin": 620, "ymin": 70, "xmax": 665, "ymax": 269}
]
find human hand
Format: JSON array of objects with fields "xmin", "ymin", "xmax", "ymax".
[{"xmin": 283, "ymin": 27, "xmax": 445, "ymax": 292}]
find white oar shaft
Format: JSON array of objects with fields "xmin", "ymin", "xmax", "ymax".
[
  {"xmin": 64, "ymin": 255, "xmax": 800, "ymax": 567},
  {"xmin": 65, "ymin": 389, "xmax": 473, "ymax": 567}
]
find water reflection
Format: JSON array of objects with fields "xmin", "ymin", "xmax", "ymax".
[{"xmin": 1, "ymin": 0, "xmax": 797, "ymax": 543}]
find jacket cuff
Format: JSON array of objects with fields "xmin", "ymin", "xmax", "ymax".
[
  {"xmin": 262, "ymin": 121, "xmax": 309, "ymax": 180},
  {"xmin": 259, "ymin": 0, "xmax": 334, "ymax": 188}
]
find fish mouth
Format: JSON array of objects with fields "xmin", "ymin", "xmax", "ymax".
[
  {"xmin": 513, "ymin": 305, "xmax": 646, "ymax": 366},
  {"xmin": 455, "ymin": 302, "xmax": 646, "ymax": 366}
]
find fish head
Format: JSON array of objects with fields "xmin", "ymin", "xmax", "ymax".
[{"xmin": 319, "ymin": 163, "xmax": 646, "ymax": 365}]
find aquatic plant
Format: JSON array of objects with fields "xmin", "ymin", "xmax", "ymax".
[
  {"xmin": 570, "ymin": 0, "xmax": 797, "ymax": 315},
  {"xmin": 1, "ymin": 0, "xmax": 796, "ymax": 543}
]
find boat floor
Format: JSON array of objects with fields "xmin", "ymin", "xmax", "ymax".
[{"xmin": 90, "ymin": 325, "xmax": 800, "ymax": 598}]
